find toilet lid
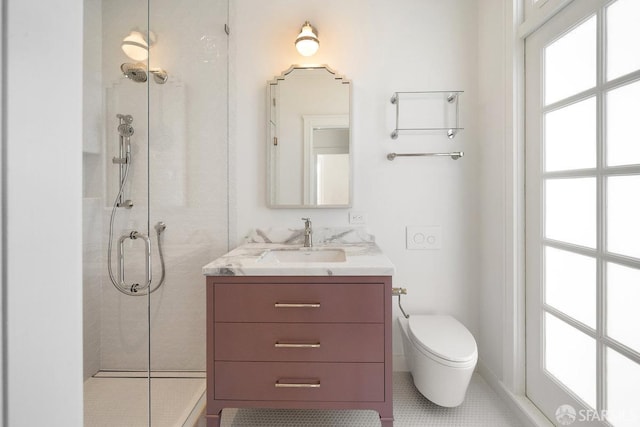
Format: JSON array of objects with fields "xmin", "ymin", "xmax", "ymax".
[{"xmin": 408, "ymin": 315, "xmax": 477, "ymax": 363}]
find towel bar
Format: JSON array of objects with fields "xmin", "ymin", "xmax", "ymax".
[{"xmin": 387, "ymin": 152, "xmax": 464, "ymax": 161}]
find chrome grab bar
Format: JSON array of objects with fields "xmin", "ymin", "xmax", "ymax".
[
  {"xmin": 117, "ymin": 231, "xmax": 152, "ymax": 293},
  {"xmin": 274, "ymin": 303, "xmax": 321, "ymax": 308},
  {"xmin": 275, "ymin": 380, "xmax": 321, "ymax": 388},
  {"xmin": 275, "ymin": 342, "xmax": 321, "ymax": 348}
]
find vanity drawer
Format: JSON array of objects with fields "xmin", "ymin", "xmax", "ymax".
[
  {"xmin": 214, "ymin": 361, "xmax": 384, "ymax": 402},
  {"xmin": 215, "ymin": 323, "xmax": 384, "ymax": 362},
  {"xmin": 214, "ymin": 283, "xmax": 383, "ymax": 323}
]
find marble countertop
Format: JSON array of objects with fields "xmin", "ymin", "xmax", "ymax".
[{"xmin": 202, "ymin": 227, "xmax": 395, "ymax": 276}]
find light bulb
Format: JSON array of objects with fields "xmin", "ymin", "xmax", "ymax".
[
  {"xmin": 295, "ymin": 21, "xmax": 319, "ymax": 57},
  {"xmin": 121, "ymin": 31, "xmax": 149, "ymax": 61}
]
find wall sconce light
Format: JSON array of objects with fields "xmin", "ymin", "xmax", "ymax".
[
  {"xmin": 121, "ymin": 30, "xmax": 156, "ymax": 61},
  {"xmin": 120, "ymin": 30, "xmax": 168, "ymax": 84},
  {"xmin": 295, "ymin": 21, "xmax": 319, "ymax": 57}
]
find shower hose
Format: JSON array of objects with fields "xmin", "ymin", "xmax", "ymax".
[{"xmin": 106, "ymin": 151, "xmax": 166, "ymax": 296}]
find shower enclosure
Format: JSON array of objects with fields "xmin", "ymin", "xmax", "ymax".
[{"xmin": 82, "ymin": 0, "xmax": 229, "ymax": 425}]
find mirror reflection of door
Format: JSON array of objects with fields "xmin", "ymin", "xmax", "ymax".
[
  {"xmin": 303, "ymin": 115, "xmax": 349, "ymax": 205},
  {"xmin": 314, "ymin": 128, "xmax": 349, "ymax": 205}
]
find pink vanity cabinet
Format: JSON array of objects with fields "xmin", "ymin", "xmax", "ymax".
[{"xmin": 205, "ymin": 275, "xmax": 394, "ymax": 427}]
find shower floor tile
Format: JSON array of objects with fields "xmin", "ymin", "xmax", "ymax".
[{"xmin": 84, "ymin": 372, "xmax": 205, "ymax": 427}]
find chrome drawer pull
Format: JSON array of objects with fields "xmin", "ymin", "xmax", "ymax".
[
  {"xmin": 274, "ymin": 303, "xmax": 320, "ymax": 308},
  {"xmin": 275, "ymin": 380, "xmax": 321, "ymax": 388},
  {"xmin": 275, "ymin": 342, "xmax": 321, "ymax": 349}
]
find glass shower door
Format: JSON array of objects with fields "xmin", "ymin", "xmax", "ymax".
[
  {"xmin": 83, "ymin": 0, "xmax": 228, "ymax": 423},
  {"xmin": 147, "ymin": 0, "xmax": 229, "ymax": 425},
  {"xmin": 83, "ymin": 0, "xmax": 153, "ymax": 423}
]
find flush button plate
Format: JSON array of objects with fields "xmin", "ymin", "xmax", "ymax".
[{"xmin": 406, "ymin": 226, "xmax": 442, "ymax": 250}]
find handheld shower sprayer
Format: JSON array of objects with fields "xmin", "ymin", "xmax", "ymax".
[
  {"xmin": 107, "ymin": 114, "xmax": 168, "ymax": 297},
  {"xmin": 117, "ymin": 123, "xmax": 134, "ymax": 137},
  {"xmin": 116, "ymin": 115, "xmax": 134, "ymax": 139},
  {"xmin": 113, "ymin": 114, "xmax": 134, "ymax": 209}
]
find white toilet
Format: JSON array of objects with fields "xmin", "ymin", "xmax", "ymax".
[{"xmin": 398, "ymin": 314, "xmax": 478, "ymax": 407}]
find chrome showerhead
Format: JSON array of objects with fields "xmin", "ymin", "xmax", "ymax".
[
  {"xmin": 150, "ymin": 68, "xmax": 168, "ymax": 84},
  {"xmin": 120, "ymin": 63, "xmax": 148, "ymax": 83}
]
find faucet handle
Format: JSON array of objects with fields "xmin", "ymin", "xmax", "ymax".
[{"xmin": 301, "ymin": 217, "xmax": 312, "ymax": 226}]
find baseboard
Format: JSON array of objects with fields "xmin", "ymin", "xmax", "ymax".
[
  {"xmin": 393, "ymin": 354, "xmax": 409, "ymax": 372},
  {"xmin": 477, "ymin": 360, "xmax": 553, "ymax": 427}
]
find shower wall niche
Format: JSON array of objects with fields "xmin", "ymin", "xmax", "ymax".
[{"xmin": 82, "ymin": 0, "xmax": 229, "ymax": 424}]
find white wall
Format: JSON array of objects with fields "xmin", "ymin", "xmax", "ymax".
[
  {"xmin": 0, "ymin": 1, "xmax": 516, "ymax": 425},
  {"xmin": 477, "ymin": 0, "xmax": 509, "ymax": 381},
  {"xmin": 233, "ymin": 0, "xmax": 481, "ymax": 358},
  {"xmin": 0, "ymin": 2, "xmax": 4, "ymax": 422},
  {"xmin": 5, "ymin": 0, "xmax": 84, "ymax": 425},
  {"xmin": 476, "ymin": 0, "xmax": 526, "ymax": 393}
]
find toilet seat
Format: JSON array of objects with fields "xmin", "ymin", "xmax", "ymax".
[{"xmin": 408, "ymin": 315, "xmax": 477, "ymax": 367}]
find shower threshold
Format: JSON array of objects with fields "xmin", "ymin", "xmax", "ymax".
[{"xmin": 84, "ymin": 371, "xmax": 206, "ymax": 427}]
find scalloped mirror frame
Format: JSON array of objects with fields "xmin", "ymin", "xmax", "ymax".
[{"xmin": 267, "ymin": 65, "xmax": 352, "ymax": 209}]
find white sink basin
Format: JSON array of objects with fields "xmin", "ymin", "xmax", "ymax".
[{"xmin": 260, "ymin": 248, "xmax": 346, "ymax": 263}]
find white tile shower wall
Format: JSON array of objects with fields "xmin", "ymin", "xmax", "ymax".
[
  {"xmin": 233, "ymin": 0, "xmax": 481, "ymax": 357},
  {"xmin": 97, "ymin": 0, "xmax": 229, "ymax": 371},
  {"xmin": 83, "ymin": 198, "xmax": 103, "ymax": 379}
]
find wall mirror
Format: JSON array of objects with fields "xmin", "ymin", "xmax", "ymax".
[{"xmin": 267, "ymin": 65, "xmax": 351, "ymax": 208}]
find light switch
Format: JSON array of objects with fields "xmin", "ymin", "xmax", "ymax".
[{"xmin": 406, "ymin": 226, "xmax": 442, "ymax": 250}]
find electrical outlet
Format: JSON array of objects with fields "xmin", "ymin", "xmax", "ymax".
[
  {"xmin": 406, "ymin": 226, "xmax": 442, "ymax": 250},
  {"xmin": 349, "ymin": 211, "xmax": 366, "ymax": 224}
]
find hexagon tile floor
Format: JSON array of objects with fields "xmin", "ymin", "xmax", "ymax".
[{"xmin": 209, "ymin": 372, "xmax": 522, "ymax": 427}]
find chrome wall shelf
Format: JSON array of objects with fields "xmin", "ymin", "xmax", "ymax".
[{"xmin": 390, "ymin": 91, "xmax": 463, "ymax": 139}]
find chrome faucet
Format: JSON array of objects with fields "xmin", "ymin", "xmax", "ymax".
[{"xmin": 302, "ymin": 217, "xmax": 313, "ymax": 248}]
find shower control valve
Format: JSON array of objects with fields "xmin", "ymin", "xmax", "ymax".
[{"xmin": 116, "ymin": 200, "xmax": 133, "ymax": 209}]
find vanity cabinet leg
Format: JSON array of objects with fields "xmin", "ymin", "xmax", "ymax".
[
  {"xmin": 380, "ymin": 415, "xmax": 394, "ymax": 427},
  {"xmin": 206, "ymin": 411, "xmax": 222, "ymax": 427}
]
